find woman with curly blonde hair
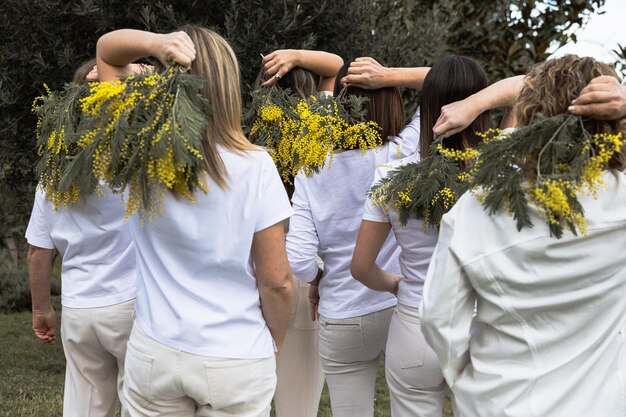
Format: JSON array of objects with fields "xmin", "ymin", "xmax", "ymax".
[{"xmin": 421, "ymin": 55, "xmax": 626, "ymax": 417}]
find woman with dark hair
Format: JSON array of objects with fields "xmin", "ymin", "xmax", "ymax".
[
  {"xmin": 285, "ymin": 57, "xmax": 428, "ymax": 417},
  {"xmin": 349, "ymin": 55, "xmax": 490, "ymax": 417},
  {"xmin": 252, "ymin": 49, "xmax": 343, "ymax": 417},
  {"xmin": 421, "ymin": 55, "xmax": 626, "ymax": 417}
]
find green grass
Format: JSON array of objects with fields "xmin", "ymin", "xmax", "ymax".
[{"xmin": 1, "ymin": 304, "xmax": 452, "ymax": 416}]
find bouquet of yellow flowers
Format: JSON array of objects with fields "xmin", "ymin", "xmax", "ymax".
[
  {"xmin": 33, "ymin": 65, "xmax": 211, "ymax": 221},
  {"xmin": 246, "ymin": 87, "xmax": 382, "ymax": 183}
]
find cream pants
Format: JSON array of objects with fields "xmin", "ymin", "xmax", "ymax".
[
  {"xmin": 318, "ymin": 307, "xmax": 394, "ymax": 417},
  {"xmin": 60, "ymin": 298, "xmax": 135, "ymax": 417},
  {"xmin": 386, "ymin": 303, "xmax": 446, "ymax": 417},
  {"xmin": 274, "ymin": 276, "xmax": 325, "ymax": 417},
  {"xmin": 124, "ymin": 324, "xmax": 276, "ymax": 417}
]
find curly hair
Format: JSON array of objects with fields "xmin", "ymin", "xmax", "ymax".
[{"xmin": 514, "ymin": 55, "xmax": 625, "ymax": 170}]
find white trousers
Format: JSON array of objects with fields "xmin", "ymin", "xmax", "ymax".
[
  {"xmin": 61, "ymin": 298, "xmax": 135, "ymax": 417},
  {"xmin": 386, "ymin": 303, "xmax": 445, "ymax": 417},
  {"xmin": 274, "ymin": 276, "xmax": 325, "ymax": 417},
  {"xmin": 318, "ymin": 307, "xmax": 394, "ymax": 417},
  {"xmin": 124, "ymin": 324, "xmax": 276, "ymax": 417}
]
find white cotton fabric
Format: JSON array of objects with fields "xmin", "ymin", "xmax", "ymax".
[
  {"xmin": 130, "ymin": 147, "xmax": 293, "ymax": 359},
  {"xmin": 421, "ymin": 170, "xmax": 626, "ymax": 417},
  {"xmin": 286, "ymin": 108, "xmax": 421, "ymax": 319},
  {"xmin": 362, "ymin": 154, "xmax": 439, "ymax": 308},
  {"xmin": 25, "ymin": 187, "xmax": 137, "ymax": 308}
]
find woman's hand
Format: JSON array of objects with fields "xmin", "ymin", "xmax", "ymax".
[
  {"xmin": 261, "ymin": 50, "xmax": 300, "ymax": 87},
  {"xmin": 432, "ymin": 98, "xmax": 481, "ymax": 138},
  {"xmin": 308, "ymin": 283, "xmax": 320, "ymax": 321},
  {"xmin": 153, "ymin": 31, "xmax": 196, "ymax": 68},
  {"xmin": 569, "ymin": 76, "xmax": 626, "ymax": 120},
  {"xmin": 340, "ymin": 57, "xmax": 392, "ymax": 89}
]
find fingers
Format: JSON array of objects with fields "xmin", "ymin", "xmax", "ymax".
[{"xmin": 161, "ymin": 31, "xmax": 196, "ymax": 68}]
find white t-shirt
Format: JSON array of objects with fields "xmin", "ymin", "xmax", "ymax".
[
  {"xmin": 130, "ymin": 147, "xmax": 293, "ymax": 359},
  {"xmin": 25, "ymin": 187, "xmax": 136, "ymax": 308},
  {"xmin": 421, "ymin": 170, "xmax": 626, "ymax": 417},
  {"xmin": 286, "ymin": 108, "xmax": 421, "ymax": 319},
  {"xmin": 362, "ymin": 154, "xmax": 439, "ymax": 308}
]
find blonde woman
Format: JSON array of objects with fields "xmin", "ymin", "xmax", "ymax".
[
  {"xmin": 421, "ymin": 55, "xmax": 626, "ymax": 417},
  {"xmin": 96, "ymin": 27, "xmax": 293, "ymax": 417}
]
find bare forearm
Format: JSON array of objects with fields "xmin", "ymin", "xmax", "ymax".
[
  {"xmin": 294, "ymin": 50, "xmax": 343, "ymax": 77},
  {"xmin": 27, "ymin": 247, "xmax": 54, "ymax": 311},
  {"xmin": 97, "ymin": 29, "xmax": 159, "ymax": 67},
  {"xmin": 259, "ymin": 283, "xmax": 293, "ymax": 349},
  {"xmin": 354, "ymin": 263, "xmax": 399, "ymax": 293},
  {"xmin": 469, "ymin": 75, "xmax": 525, "ymax": 113},
  {"xmin": 386, "ymin": 67, "xmax": 430, "ymax": 89}
]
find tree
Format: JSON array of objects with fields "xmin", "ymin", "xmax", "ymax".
[{"xmin": 0, "ymin": 0, "xmax": 606, "ymax": 268}]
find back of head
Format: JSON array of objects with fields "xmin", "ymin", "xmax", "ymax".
[
  {"xmin": 74, "ymin": 58, "xmax": 97, "ymax": 84},
  {"xmin": 334, "ymin": 60, "xmax": 404, "ymax": 142},
  {"xmin": 254, "ymin": 66, "xmax": 318, "ymax": 99},
  {"xmin": 179, "ymin": 25, "xmax": 255, "ymax": 188},
  {"xmin": 514, "ymin": 54, "xmax": 624, "ymax": 170},
  {"xmin": 420, "ymin": 55, "xmax": 489, "ymax": 163}
]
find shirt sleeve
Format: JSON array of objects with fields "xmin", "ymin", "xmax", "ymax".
[
  {"xmin": 396, "ymin": 105, "xmax": 421, "ymax": 159},
  {"xmin": 255, "ymin": 153, "xmax": 294, "ymax": 232},
  {"xmin": 362, "ymin": 166, "xmax": 390, "ymax": 223},
  {"xmin": 420, "ymin": 209, "xmax": 476, "ymax": 388},
  {"xmin": 285, "ymin": 175, "xmax": 321, "ymax": 282},
  {"xmin": 24, "ymin": 190, "xmax": 56, "ymax": 249}
]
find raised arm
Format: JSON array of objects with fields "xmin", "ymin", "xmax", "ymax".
[
  {"xmin": 569, "ymin": 75, "xmax": 626, "ymax": 120},
  {"xmin": 340, "ymin": 57, "xmax": 430, "ymax": 90},
  {"xmin": 28, "ymin": 245, "xmax": 56, "ymax": 345},
  {"xmin": 433, "ymin": 75, "xmax": 525, "ymax": 137},
  {"xmin": 261, "ymin": 49, "xmax": 344, "ymax": 91},
  {"xmin": 96, "ymin": 29, "xmax": 196, "ymax": 83}
]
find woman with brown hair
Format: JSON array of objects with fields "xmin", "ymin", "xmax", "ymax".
[
  {"xmin": 349, "ymin": 55, "xmax": 491, "ymax": 417},
  {"xmin": 421, "ymin": 55, "xmax": 626, "ymax": 417},
  {"xmin": 252, "ymin": 48, "xmax": 343, "ymax": 417},
  {"xmin": 96, "ymin": 27, "xmax": 294, "ymax": 417},
  {"xmin": 285, "ymin": 58, "xmax": 427, "ymax": 417}
]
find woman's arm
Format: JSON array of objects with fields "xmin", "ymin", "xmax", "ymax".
[
  {"xmin": 96, "ymin": 29, "xmax": 196, "ymax": 83},
  {"xmin": 28, "ymin": 245, "xmax": 56, "ymax": 345},
  {"xmin": 351, "ymin": 220, "xmax": 402, "ymax": 294},
  {"xmin": 252, "ymin": 222, "xmax": 294, "ymax": 350},
  {"xmin": 261, "ymin": 49, "xmax": 343, "ymax": 91},
  {"xmin": 340, "ymin": 57, "xmax": 430, "ymax": 90},
  {"xmin": 421, "ymin": 215, "xmax": 475, "ymax": 387},
  {"xmin": 433, "ymin": 75, "xmax": 525, "ymax": 138},
  {"xmin": 569, "ymin": 75, "xmax": 626, "ymax": 120}
]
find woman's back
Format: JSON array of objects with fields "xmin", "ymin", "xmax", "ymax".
[
  {"xmin": 425, "ymin": 170, "xmax": 626, "ymax": 417},
  {"xmin": 130, "ymin": 147, "xmax": 292, "ymax": 358}
]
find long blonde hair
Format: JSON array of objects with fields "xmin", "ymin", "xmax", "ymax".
[
  {"xmin": 181, "ymin": 25, "xmax": 257, "ymax": 189},
  {"xmin": 513, "ymin": 55, "xmax": 625, "ymax": 170}
]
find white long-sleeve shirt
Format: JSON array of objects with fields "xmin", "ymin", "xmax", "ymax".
[
  {"xmin": 286, "ymin": 108, "xmax": 421, "ymax": 319},
  {"xmin": 421, "ymin": 170, "xmax": 626, "ymax": 417}
]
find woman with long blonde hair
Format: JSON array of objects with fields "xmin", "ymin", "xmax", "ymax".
[{"xmin": 96, "ymin": 26, "xmax": 293, "ymax": 417}]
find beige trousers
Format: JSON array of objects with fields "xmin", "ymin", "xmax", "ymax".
[
  {"xmin": 124, "ymin": 324, "xmax": 276, "ymax": 417},
  {"xmin": 386, "ymin": 303, "xmax": 445, "ymax": 417},
  {"xmin": 274, "ymin": 276, "xmax": 325, "ymax": 417},
  {"xmin": 318, "ymin": 307, "xmax": 394, "ymax": 417},
  {"xmin": 60, "ymin": 298, "xmax": 135, "ymax": 417}
]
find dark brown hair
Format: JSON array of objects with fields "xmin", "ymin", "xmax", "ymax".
[
  {"xmin": 73, "ymin": 58, "xmax": 97, "ymax": 84},
  {"xmin": 334, "ymin": 60, "xmax": 404, "ymax": 142},
  {"xmin": 420, "ymin": 55, "xmax": 490, "ymax": 170},
  {"xmin": 254, "ymin": 66, "xmax": 318, "ymax": 99}
]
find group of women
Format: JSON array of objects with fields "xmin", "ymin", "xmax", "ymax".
[{"xmin": 75, "ymin": 24, "xmax": 625, "ymax": 417}]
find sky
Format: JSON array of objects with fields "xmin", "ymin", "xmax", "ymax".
[{"xmin": 549, "ymin": 0, "xmax": 626, "ymax": 67}]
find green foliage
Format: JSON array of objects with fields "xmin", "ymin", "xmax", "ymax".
[
  {"xmin": 472, "ymin": 115, "xmax": 622, "ymax": 238},
  {"xmin": 369, "ymin": 137, "xmax": 470, "ymax": 228},
  {"xmin": 0, "ymin": 0, "xmax": 607, "ymax": 252},
  {"xmin": 0, "ymin": 268, "xmax": 31, "ymax": 313}
]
